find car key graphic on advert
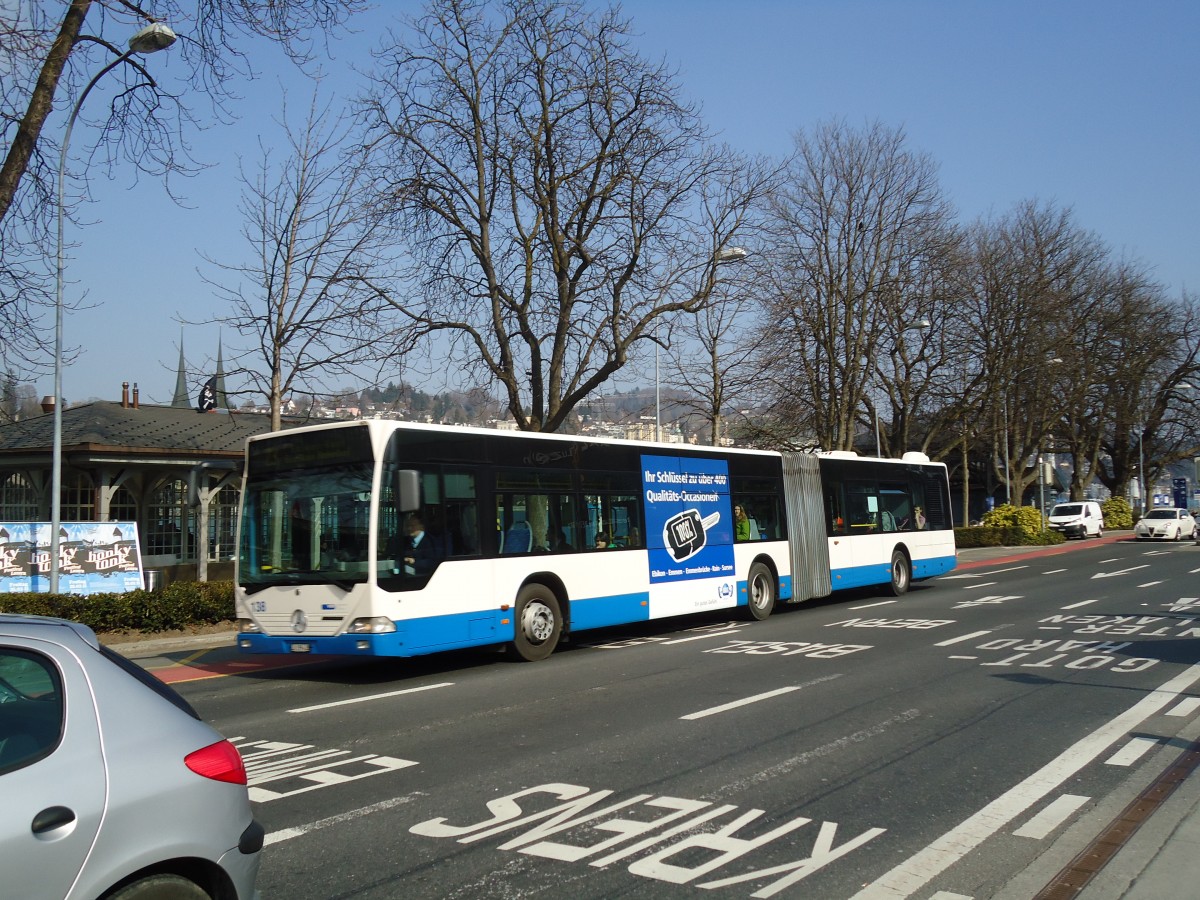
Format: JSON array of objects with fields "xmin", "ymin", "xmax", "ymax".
[{"xmin": 663, "ymin": 509, "xmax": 721, "ymax": 562}]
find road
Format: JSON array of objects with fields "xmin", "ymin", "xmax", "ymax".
[{"xmin": 161, "ymin": 539, "xmax": 1200, "ymax": 899}]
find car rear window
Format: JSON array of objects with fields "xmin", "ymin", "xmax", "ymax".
[
  {"xmin": 0, "ymin": 648, "xmax": 64, "ymax": 774},
  {"xmin": 96, "ymin": 644, "xmax": 200, "ymax": 720}
]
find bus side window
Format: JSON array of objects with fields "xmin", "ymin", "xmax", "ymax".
[{"xmin": 825, "ymin": 487, "xmax": 845, "ymax": 536}]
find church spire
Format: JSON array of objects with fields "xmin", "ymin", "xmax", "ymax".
[
  {"xmin": 214, "ymin": 337, "xmax": 232, "ymax": 410},
  {"xmin": 171, "ymin": 334, "xmax": 190, "ymax": 408}
]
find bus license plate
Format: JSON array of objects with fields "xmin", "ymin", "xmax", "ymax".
[{"xmin": 289, "ymin": 642, "xmax": 311, "ymax": 653}]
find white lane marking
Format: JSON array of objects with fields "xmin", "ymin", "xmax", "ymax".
[
  {"xmin": 1138, "ymin": 582, "xmax": 1164, "ymax": 588},
  {"xmin": 713, "ymin": 709, "xmax": 920, "ymax": 795},
  {"xmin": 1105, "ymin": 736, "xmax": 1159, "ymax": 767},
  {"xmin": 938, "ymin": 574, "xmax": 980, "ymax": 580},
  {"xmin": 948, "ymin": 655, "xmax": 977, "ymax": 660},
  {"xmin": 849, "ymin": 662, "xmax": 1200, "ymax": 899},
  {"xmin": 1013, "ymin": 794, "xmax": 1090, "ymax": 839},
  {"xmin": 848, "ymin": 600, "xmax": 900, "ymax": 610},
  {"xmin": 1190, "ymin": 567, "xmax": 1200, "ymax": 574},
  {"xmin": 1092, "ymin": 565, "xmax": 1150, "ymax": 580},
  {"xmin": 980, "ymin": 566, "xmax": 1029, "ymax": 576},
  {"xmin": 289, "ymin": 682, "xmax": 454, "ymax": 713},
  {"xmin": 264, "ymin": 793, "xmax": 424, "ymax": 846},
  {"xmin": 662, "ymin": 628, "xmax": 743, "ymax": 645},
  {"xmin": 928, "ymin": 894, "xmax": 973, "ymax": 900},
  {"xmin": 964, "ymin": 582, "xmax": 997, "ymax": 590},
  {"xmin": 1100, "ymin": 558, "xmax": 1123, "ymax": 563},
  {"xmin": 1168, "ymin": 697, "xmax": 1200, "ymax": 717},
  {"xmin": 1062, "ymin": 598, "xmax": 1101, "ymax": 610},
  {"xmin": 1042, "ymin": 568, "xmax": 1068, "ymax": 574},
  {"xmin": 935, "ymin": 631, "xmax": 991, "ymax": 647},
  {"xmin": 682, "ymin": 681, "xmax": 829, "ymax": 721}
]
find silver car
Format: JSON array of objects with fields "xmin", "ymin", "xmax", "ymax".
[{"xmin": 0, "ymin": 614, "xmax": 261, "ymax": 900}]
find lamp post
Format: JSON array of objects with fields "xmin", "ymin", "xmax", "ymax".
[
  {"xmin": 1000, "ymin": 356, "xmax": 1062, "ymax": 506},
  {"xmin": 50, "ymin": 22, "xmax": 177, "ymax": 593},
  {"xmin": 655, "ymin": 246, "xmax": 747, "ymax": 443}
]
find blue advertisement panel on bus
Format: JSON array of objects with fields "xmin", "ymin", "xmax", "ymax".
[
  {"xmin": 641, "ymin": 454, "xmax": 737, "ymax": 617},
  {"xmin": 0, "ymin": 522, "xmax": 145, "ymax": 595}
]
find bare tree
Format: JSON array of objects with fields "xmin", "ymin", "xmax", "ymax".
[
  {"xmin": 0, "ymin": 0, "xmax": 366, "ymax": 373},
  {"xmin": 198, "ymin": 92, "xmax": 396, "ymax": 431},
  {"xmin": 358, "ymin": 0, "xmax": 761, "ymax": 432},
  {"xmin": 753, "ymin": 119, "xmax": 958, "ymax": 452}
]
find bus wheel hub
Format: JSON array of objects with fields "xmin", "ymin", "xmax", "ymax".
[{"xmin": 522, "ymin": 602, "xmax": 554, "ymax": 643}]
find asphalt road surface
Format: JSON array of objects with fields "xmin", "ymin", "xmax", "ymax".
[{"xmin": 167, "ymin": 539, "xmax": 1200, "ymax": 899}]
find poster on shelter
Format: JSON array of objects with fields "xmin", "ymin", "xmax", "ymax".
[
  {"xmin": 0, "ymin": 522, "xmax": 145, "ymax": 595},
  {"xmin": 641, "ymin": 455, "xmax": 737, "ymax": 618}
]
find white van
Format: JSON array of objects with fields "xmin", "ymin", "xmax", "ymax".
[{"xmin": 1048, "ymin": 501, "xmax": 1104, "ymax": 539}]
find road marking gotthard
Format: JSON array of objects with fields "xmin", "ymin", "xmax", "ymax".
[{"xmin": 850, "ymin": 661, "xmax": 1200, "ymax": 899}]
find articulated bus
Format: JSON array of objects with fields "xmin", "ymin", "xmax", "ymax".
[{"xmin": 233, "ymin": 421, "xmax": 955, "ymax": 661}]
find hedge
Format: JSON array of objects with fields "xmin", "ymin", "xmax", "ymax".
[
  {"xmin": 0, "ymin": 581, "xmax": 236, "ymax": 634},
  {"xmin": 954, "ymin": 525, "xmax": 1066, "ymax": 548}
]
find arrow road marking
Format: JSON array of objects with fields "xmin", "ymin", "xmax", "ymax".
[{"xmin": 1091, "ymin": 565, "xmax": 1150, "ymax": 580}]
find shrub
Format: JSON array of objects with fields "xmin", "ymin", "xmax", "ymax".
[
  {"xmin": 959, "ymin": 503, "xmax": 1066, "ymax": 547},
  {"xmin": 1101, "ymin": 496, "xmax": 1133, "ymax": 529},
  {"xmin": 0, "ymin": 581, "xmax": 236, "ymax": 634}
]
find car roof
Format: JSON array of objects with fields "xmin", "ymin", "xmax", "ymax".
[{"xmin": 0, "ymin": 614, "xmax": 100, "ymax": 649}]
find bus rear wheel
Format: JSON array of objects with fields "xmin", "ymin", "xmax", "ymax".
[
  {"xmin": 744, "ymin": 561, "xmax": 776, "ymax": 621},
  {"xmin": 886, "ymin": 550, "xmax": 911, "ymax": 596},
  {"xmin": 507, "ymin": 583, "xmax": 562, "ymax": 662}
]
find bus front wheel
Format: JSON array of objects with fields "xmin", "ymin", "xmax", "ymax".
[
  {"xmin": 887, "ymin": 550, "xmax": 911, "ymax": 596},
  {"xmin": 744, "ymin": 561, "xmax": 776, "ymax": 621},
  {"xmin": 507, "ymin": 584, "xmax": 562, "ymax": 662}
]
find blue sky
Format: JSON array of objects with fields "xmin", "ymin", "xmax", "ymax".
[{"xmin": 53, "ymin": 0, "xmax": 1199, "ymax": 407}]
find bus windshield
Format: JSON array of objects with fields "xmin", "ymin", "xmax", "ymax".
[{"xmin": 239, "ymin": 428, "xmax": 376, "ymax": 592}]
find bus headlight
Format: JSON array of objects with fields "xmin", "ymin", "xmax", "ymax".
[
  {"xmin": 347, "ymin": 616, "xmax": 397, "ymax": 634},
  {"xmin": 236, "ymin": 618, "xmax": 262, "ymax": 634}
]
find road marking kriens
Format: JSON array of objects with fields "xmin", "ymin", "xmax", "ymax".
[
  {"xmin": 847, "ymin": 600, "xmax": 899, "ymax": 610},
  {"xmin": 1042, "ymin": 568, "xmax": 1068, "ymax": 574},
  {"xmin": 1061, "ymin": 598, "xmax": 1101, "ymax": 610},
  {"xmin": 849, "ymin": 661, "xmax": 1200, "ymax": 900},
  {"xmin": 288, "ymin": 681, "xmax": 453, "ymax": 713},
  {"xmin": 410, "ymin": 781, "xmax": 886, "ymax": 897}
]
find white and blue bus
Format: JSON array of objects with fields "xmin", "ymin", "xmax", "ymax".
[{"xmin": 234, "ymin": 421, "xmax": 955, "ymax": 661}]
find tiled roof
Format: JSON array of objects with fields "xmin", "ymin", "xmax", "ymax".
[{"xmin": 0, "ymin": 401, "xmax": 292, "ymax": 456}]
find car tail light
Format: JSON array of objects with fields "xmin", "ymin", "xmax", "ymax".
[{"xmin": 185, "ymin": 740, "xmax": 248, "ymax": 785}]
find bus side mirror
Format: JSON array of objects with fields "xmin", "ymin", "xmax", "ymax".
[{"xmin": 396, "ymin": 469, "xmax": 421, "ymax": 512}]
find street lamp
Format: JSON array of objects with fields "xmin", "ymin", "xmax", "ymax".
[
  {"xmin": 50, "ymin": 22, "xmax": 177, "ymax": 593},
  {"xmin": 870, "ymin": 318, "xmax": 931, "ymax": 458},
  {"xmin": 655, "ymin": 246, "xmax": 748, "ymax": 443},
  {"xmin": 1001, "ymin": 355, "xmax": 1062, "ymax": 505}
]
